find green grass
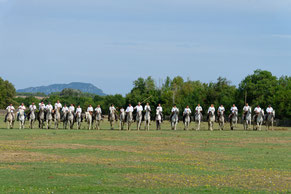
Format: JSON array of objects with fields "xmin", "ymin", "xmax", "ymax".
[{"xmin": 0, "ymin": 116, "xmax": 290, "ymax": 193}]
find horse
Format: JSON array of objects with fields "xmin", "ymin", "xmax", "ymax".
[
  {"xmin": 136, "ymin": 110, "xmax": 143, "ymax": 131},
  {"xmin": 38, "ymin": 106, "xmax": 45, "ymax": 129},
  {"xmin": 95, "ymin": 109, "xmax": 102, "ymax": 130},
  {"xmin": 109, "ymin": 109, "xmax": 116, "ymax": 130},
  {"xmin": 208, "ymin": 110, "xmax": 215, "ymax": 131},
  {"xmin": 195, "ymin": 112, "xmax": 202, "ymax": 131},
  {"xmin": 266, "ymin": 111, "xmax": 275, "ymax": 131},
  {"xmin": 62, "ymin": 110, "xmax": 69, "ymax": 129},
  {"xmin": 126, "ymin": 111, "xmax": 133, "ymax": 130},
  {"xmin": 119, "ymin": 111, "xmax": 126, "ymax": 130},
  {"xmin": 54, "ymin": 108, "xmax": 61, "ymax": 129},
  {"xmin": 67, "ymin": 109, "xmax": 75, "ymax": 129},
  {"xmin": 253, "ymin": 110, "xmax": 264, "ymax": 131},
  {"xmin": 183, "ymin": 111, "xmax": 191, "ymax": 130},
  {"xmin": 28, "ymin": 108, "xmax": 36, "ymax": 129},
  {"xmin": 217, "ymin": 111, "xmax": 225, "ymax": 131},
  {"xmin": 171, "ymin": 110, "xmax": 179, "ymax": 130},
  {"xmin": 156, "ymin": 109, "xmax": 162, "ymax": 130},
  {"xmin": 85, "ymin": 112, "xmax": 93, "ymax": 130},
  {"xmin": 144, "ymin": 107, "xmax": 151, "ymax": 131},
  {"xmin": 242, "ymin": 109, "xmax": 252, "ymax": 130},
  {"xmin": 229, "ymin": 111, "xmax": 238, "ymax": 130},
  {"xmin": 6, "ymin": 108, "xmax": 14, "ymax": 129},
  {"xmin": 76, "ymin": 111, "xmax": 82, "ymax": 130},
  {"xmin": 18, "ymin": 109, "xmax": 26, "ymax": 129},
  {"xmin": 46, "ymin": 109, "xmax": 53, "ymax": 129}
]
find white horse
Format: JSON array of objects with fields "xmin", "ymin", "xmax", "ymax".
[
  {"xmin": 109, "ymin": 109, "xmax": 116, "ymax": 130},
  {"xmin": 229, "ymin": 110, "xmax": 238, "ymax": 130},
  {"xmin": 18, "ymin": 109, "xmax": 25, "ymax": 129},
  {"xmin": 119, "ymin": 110, "xmax": 126, "ymax": 130},
  {"xmin": 67, "ymin": 109, "xmax": 74, "ymax": 129},
  {"xmin": 136, "ymin": 110, "xmax": 143, "ymax": 131},
  {"xmin": 144, "ymin": 107, "xmax": 151, "ymax": 131},
  {"xmin": 183, "ymin": 111, "xmax": 191, "ymax": 130},
  {"xmin": 208, "ymin": 110, "xmax": 215, "ymax": 131},
  {"xmin": 253, "ymin": 110, "xmax": 264, "ymax": 131},
  {"xmin": 195, "ymin": 112, "xmax": 202, "ymax": 131},
  {"xmin": 38, "ymin": 107, "xmax": 45, "ymax": 129},
  {"xmin": 76, "ymin": 111, "xmax": 82, "ymax": 130},
  {"xmin": 156, "ymin": 109, "xmax": 162, "ymax": 130},
  {"xmin": 46, "ymin": 109, "xmax": 53, "ymax": 129},
  {"xmin": 95, "ymin": 109, "xmax": 102, "ymax": 130},
  {"xmin": 6, "ymin": 108, "xmax": 14, "ymax": 129},
  {"xmin": 218, "ymin": 111, "xmax": 225, "ymax": 131},
  {"xmin": 85, "ymin": 112, "xmax": 93, "ymax": 130},
  {"xmin": 126, "ymin": 111, "xmax": 133, "ymax": 130},
  {"xmin": 54, "ymin": 108, "xmax": 61, "ymax": 129},
  {"xmin": 266, "ymin": 110, "xmax": 275, "ymax": 131},
  {"xmin": 62, "ymin": 110, "xmax": 68, "ymax": 129},
  {"xmin": 171, "ymin": 110, "xmax": 179, "ymax": 130},
  {"xmin": 28, "ymin": 108, "xmax": 36, "ymax": 129},
  {"xmin": 243, "ymin": 109, "xmax": 252, "ymax": 130}
]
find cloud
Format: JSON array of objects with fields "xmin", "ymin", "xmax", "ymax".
[{"xmin": 272, "ymin": 34, "xmax": 291, "ymax": 39}]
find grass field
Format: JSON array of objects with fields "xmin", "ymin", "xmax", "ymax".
[{"xmin": 0, "ymin": 116, "xmax": 290, "ymax": 193}]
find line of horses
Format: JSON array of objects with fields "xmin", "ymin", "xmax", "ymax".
[{"xmin": 4, "ymin": 107, "xmax": 275, "ymax": 131}]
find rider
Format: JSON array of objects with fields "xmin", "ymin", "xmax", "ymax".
[
  {"xmin": 62, "ymin": 104, "xmax": 69, "ymax": 120},
  {"xmin": 87, "ymin": 104, "xmax": 93, "ymax": 114},
  {"xmin": 45, "ymin": 102, "xmax": 53, "ymax": 112},
  {"xmin": 195, "ymin": 104, "xmax": 203, "ymax": 116},
  {"xmin": 108, "ymin": 104, "xmax": 117, "ymax": 121},
  {"xmin": 229, "ymin": 104, "xmax": 238, "ymax": 119},
  {"xmin": 156, "ymin": 103, "xmax": 163, "ymax": 122},
  {"xmin": 253, "ymin": 105, "xmax": 262, "ymax": 121},
  {"xmin": 54, "ymin": 100, "xmax": 62, "ymax": 110},
  {"xmin": 95, "ymin": 105, "xmax": 102, "ymax": 118},
  {"xmin": 243, "ymin": 103, "xmax": 251, "ymax": 120},
  {"xmin": 170, "ymin": 104, "xmax": 179, "ymax": 121},
  {"xmin": 4, "ymin": 103, "xmax": 15, "ymax": 122},
  {"xmin": 183, "ymin": 105, "xmax": 191, "ymax": 122},
  {"xmin": 218, "ymin": 104, "xmax": 225, "ymax": 116},
  {"xmin": 39, "ymin": 101, "xmax": 46, "ymax": 110},
  {"xmin": 28, "ymin": 102, "xmax": 37, "ymax": 119},
  {"xmin": 207, "ymin": 104, "xmax": 215, "ymax": 120},
  {"xmin": 144, "ymin": 102, "xmax": 151, "ymax": 112},
  {"xmin": 134, "ymin": 102, "xmax": 143, "ymax": 113},
  {"xmin": 76, "ymin": 105, "xmax": 82, "ymax": 122},
  {"xmin": 69, "ymin": 104, "xmax": 75, "ymax": 112},
  {"xmin": 266, "ymin": 105, "xmax": 274, "ymax": 114},
  {"xmin": 17, "ymin": 103, "xmax": 27, "ymax": 120}
]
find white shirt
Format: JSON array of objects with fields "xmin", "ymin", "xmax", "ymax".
[
  {"xmin": 183, "ymin": 108, "xmax": 191, "ymax": 114},
  {"xmin": 171, "ymin": 107, "xmax": 179, "ymax": 112},
  {"xmin": 109, "ymin": 106, "xmax": 116, "ymax": 112},
  {"xmin": 266, "ymin": 107, "xmax": 273, "ymax": 113},
  {"xmin": 45, "ymin": 104, "xmax": 53, "ymax": 111},
  {"xmin": 144, "ymin": 105, "xmax": 151, "ymax": 111},
  {"xmin": 39, "ymin": 103, "xmax": 46, "ymax": 110},
  {"xmin": 76, "ymin": 107, "xmax": 82, "ymax": 113},
  {"xmin": 243, "ymin": 106, "xmax": 251, "ymax": 112},
  {"xmin": 195, "ymin": 106, "xmax": 203, "ymax": 113},
  {"xmin": 218, "ymin": 106, "xmax": 225, "ymax": 113},
  {"xmin": 254, "ymin": 107, "xmax": 262, "ymax": 113},
  {"xmin": 208, "ymin": 107, "xmax": 215, "ymax": 113},
  {"xmin": 29, "ymin": 105, "xmax": 37, "ymax": 111},
  {"xmin": 69, "ymin": 106, "xmax": 75, "ymax": 112},
  {"xmin": 6, "ymin": 106, "xmax": 15, "ymax": 112},
  {"xmin": 134, "ymin": 105, "xmax": 143, "ymax": 112},
  {"xmin": 126, "ymin": 106, "xmax": 134, "ymax": 112},
  {"xmin": 156, "ymin": 106, "xmax": 163, "ymax": 112},
  {"xmin": 87, "ymin": 107, "xmax": 93, "ymax": 112},
  {"xmin": 54, "ymin": 103, "xmax": 62, "ymax": 110},
  {"xmin": 18, "ymin": 105, "xmax": 26, "ymax": 110},
  {"xmin": 62, "ymin": 107, "xmax": 69, "ymax": 112},
  {"xmin": 120, "ymin": 108, "xmax": 125, "ymax": 113},
  {"xmin": 230, "ymin": 106, "xmax": 238, "ymax": 113},
  {"xmin": 95, "ymin": 107, "xmax": 102, "ymax": 113}
]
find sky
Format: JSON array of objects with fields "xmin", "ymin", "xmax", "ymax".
[{"xmin": 0, "ymin": 0, "xmax": 290, "ymax": 95}]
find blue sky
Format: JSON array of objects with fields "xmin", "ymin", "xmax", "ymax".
[{"xmin": 0, "ymin": 0, "xmax": 290, "ymax": 95}]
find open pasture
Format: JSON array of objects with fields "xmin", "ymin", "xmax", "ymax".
[{"xmin": 0, "ymin": 116, "xmax": 290, "ymax": 193}]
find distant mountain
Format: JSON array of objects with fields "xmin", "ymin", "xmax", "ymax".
[{"xmin": 17, "ymin": 82, "xmax": 106, "ymax": 96}]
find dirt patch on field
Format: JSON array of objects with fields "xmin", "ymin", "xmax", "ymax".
[{"xmin": 125, "ymin": 169, "xmax": 291, "ymax": 192}]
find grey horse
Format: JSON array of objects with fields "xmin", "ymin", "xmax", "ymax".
[
  {"xmin": 46, "ymin": 109, "xmax": 53, "ymax": 129},
  {"xmin": 28, "ymin": 107, "xmax": 36, "ymax": 129},
  {"xmin": 266, "ymin": 110, "xmax": 275, "ymax": 131},
  {"xmin": 195, "ymin": 112, "xmax": 202, "ymax": 131},
  {"xmin": 95, "ymin": 109, "xmax": 102, "ymax": 130},
  {"xmin": 38, "ymin": 107, "xmax": 45, "ymax": 129},
  {"xmin": 253, "ymin": 110, "xmax": 264, "ymax": 131},
  {"xmin": 67, "ymin": 109, "xmax": 74, "ymax": 129},
  {"xmin": 229, "ymin": 111, "xmax": 238, "ymax": 130},
  {"xmin": 136, "ymin": 110, "xmax": 143, "ymax": 131},
  {"xmin": 243, "ymin": 109, "xmax": 252, "ymax": 130},
  {"xmin": 126, "ymin": 111, "xmax": 133, "ymax": 130},
  {"xmin": 18, "ymin": 109, "xmax": 25, "ymax": 129},
  {"xmin": 171, "ymin": 110, "xmax": 179, "ymax": 130},
  {"xmin": 208, "ymin": 111, "xmax": 215, "ymax": 131},
  {"xmin": 156, "ymin": 109, "xmax": 162, "ymax": 130},
  {"xmin": 76, "ymin": 111, "xmax": 82, "ymax": 130},
  {"xmin": 54, "ymin": 108, "xmax": 61, "ymax": 129},
  {"xmin": 144, "ymin": 107, "xmax": 151, "ymax": 131},
  {"xmin": 119, "ymin": 110, "xmax": 126, "ymax": 130},
  {"xmin": 183, "ymin": 111, "xmax": 191, "ymax": 130},
  {"xmin": 6, "ymin": 107, "xmax": 14, "ymax": 129},
  {"xmin": 218, "ymin": 111, "xmax": 225, "ymax": 130}
]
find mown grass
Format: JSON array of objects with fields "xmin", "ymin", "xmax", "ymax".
[{"xmin": 0, "ymin": 116, "xmax": 290, "ymax": 193}]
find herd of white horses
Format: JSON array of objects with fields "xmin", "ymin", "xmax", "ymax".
[{"xmin": 4, "ymin": 106, "xmax": 276, "ymax": 131}]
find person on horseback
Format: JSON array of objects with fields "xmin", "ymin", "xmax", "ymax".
[
  {"xmin": 229, "ymin": 104, "xmax": 238, "ymax": 120},
  {"xmin": 207, "ymin": 104, "xmax": 215, "ymax": 120},
  {"xmin": 4, "ymin": 103, "xmax": 15, "ymax": 122},
  {"xmin": 170, "ymin": 104, "xmax": 179, "ymax": 121},
  {"xmin": 156, "ymin": 103, "xmax": 163, "ymax": 122},
  {"xmin": 183, "ymin": 105, "xmax": 191, "ymax": 123},
  {"xmin": 254, "ymin": 105, "xmax": 261, "ymax": 121},
  {"xmin": 17, "ymin": 103, "xmax": 26, "ymax": 121},
  {"xmin": 108, "ymin": 104, "xmax": 117, "ymax": 121},
  {"xmin": 243, "ymin": 103, "xmax": 250, "ymax": 120}
]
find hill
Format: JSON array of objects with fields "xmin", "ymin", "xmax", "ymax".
[{"xmin": 17, "ymin": 82, "xmax": 106, "ymax": 96}]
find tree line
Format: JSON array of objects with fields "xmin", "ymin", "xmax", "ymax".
[{"xmin": 1, "ymin": 69, "xmax": 290, "ymax": 119}]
